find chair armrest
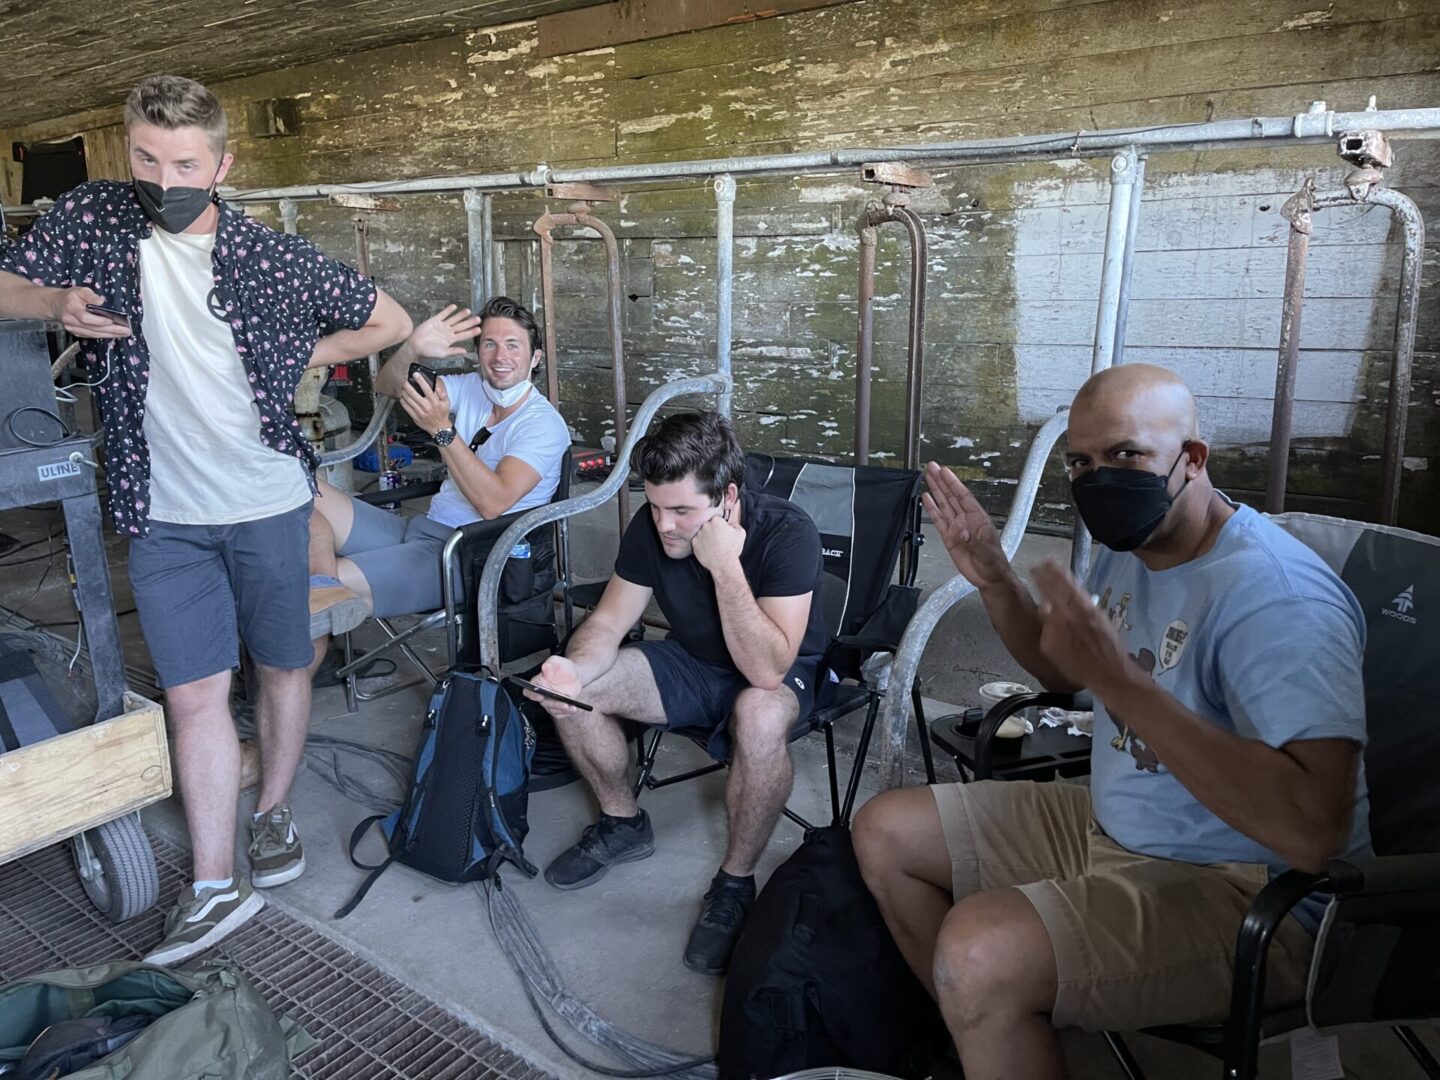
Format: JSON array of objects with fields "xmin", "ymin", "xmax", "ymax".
[
  {"xmin": 1327, "ymin": 853, "xmax": 1440, "ymax": 896},
  {"xmin": 973, "ymin": 692, "xmax": 1084, "ymax": 779},
  {"xmin": 355, "ymin": 480, "xmax": 443, "ymax": 506},
  {"xmin": 1222, "ymin": 868, "xmax": 1327, "ymax": 1075}
]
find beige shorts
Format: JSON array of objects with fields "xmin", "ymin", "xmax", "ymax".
[{"xmin": 931, "ymin": 779, "xmax": 1316, "ymax": 1031}]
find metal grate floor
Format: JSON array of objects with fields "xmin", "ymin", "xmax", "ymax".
[{"xmin": 0, "ymin": 831, "xmax": 554, "ymax": 1080}]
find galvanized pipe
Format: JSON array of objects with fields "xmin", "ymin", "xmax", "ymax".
[
  {"xmin": 714, "ymin": 174, "xmax": 737, "ymax": 418},
  {"xmin": 222, "ymin": 107, "xmax": 1440, "ymax": 204},
  {"xmin": 854, "ymin": 225, "xmax": 877, "ymax": 463},
  {"xmin": 481, "ymin": 191, "xmax": 495, "ymax": 304},
  {"xmin": 531, "ymin": 208, "xmax": 631, "ymax": 528},
  {"xmin": 1110, "ymin": 154, "xmax": 1147, "ymax": 364},
  {"xmin": 854, "ymin": 203, "xmax": 928, "ymax": 470},
  {"xmin": 1091, "ymin": 148, "xmax": 1140, "ymax": 373},
  {"xmin": 1267, "ymin": 180, "xmax": 1315, "ymax": 514},
  {"xmin": 534, "ymin": 218, "xmax": 562, "ymax": 407},
  {"xmin": 877, "ymin": 408, "xmax": 1072, "ymax": 790},
  {"xmin": 465, "ymin": 189, "xmax": 487, "ymax": 315},
  {"xmin": 475, "ymin": 374, "xmax": 732, "ymax": 670},
  {"xmin": 278, "ymin": 198, "xmax": 299, "ymax": 234}
]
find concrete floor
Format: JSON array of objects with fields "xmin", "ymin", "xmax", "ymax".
[{"xmin": 2, "ymin": 491, "xmax": 1437, "ymax": 1079}]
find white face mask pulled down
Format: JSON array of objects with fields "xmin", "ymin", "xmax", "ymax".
[{"xmin": 481, "ymin": 377, "xmax": 533, "ymax": 409}]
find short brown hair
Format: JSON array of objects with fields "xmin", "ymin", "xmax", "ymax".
[
  {"xmin": 123, "ymin": 75, "xmax": 227, "ymax": 159},
  {"xmin": 634, "ymin": 412, "xmax": 745, "ymax": 504}
]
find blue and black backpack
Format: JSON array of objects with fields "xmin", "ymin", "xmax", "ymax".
[{"xmin": 335, "ymin": 671, "xmax": 536, "ymax": 918}]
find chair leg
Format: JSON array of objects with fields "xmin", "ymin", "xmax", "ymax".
[
  {"xmin": 341, "ymin": 631, "xmax": 358, "ymax": 714},
  {"xmin": 1101, "ymin": 1032, "xmax": 1149, "ymax": 1080},
  {"xmin": 1394, "ymin": 1026, "xmax": 1440, "ymax": 1080},
  {"xmin": 633, "ymin": 730, "xmax": 664, "ymax": 798},
  {"xmin": 912, "ymin": 685, "xmax": 937, "ymax": 785},
  {"xmin": 840, "ymin": 695, "xmax": 884, "ymax": 827},
  {"xmin": 824, "ymin": 723, "xmax": 840, "ymax": 825}
]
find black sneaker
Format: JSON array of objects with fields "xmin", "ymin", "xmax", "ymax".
[
  {"xmin": 684, "ymin": 870, "xmax": 756, "ymax": 975},
  {"xmin": 544, "ymin": 810, "xmax": 655, "ymax": 890}
]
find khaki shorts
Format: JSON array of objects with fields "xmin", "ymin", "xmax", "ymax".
[{"xmin": 931, "ymin": 779, "xmax": 1316, "ymax": 1031}]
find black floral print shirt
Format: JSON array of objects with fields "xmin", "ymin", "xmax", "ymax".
[{"xmin": 0, "ymin": 180, "xmax": 377, "ymax": 536}]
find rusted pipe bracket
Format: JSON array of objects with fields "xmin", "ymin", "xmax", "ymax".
[
  {"xmin": 861, "ymin": 161, "xmax": 933, "ymax": 190},
  {"xmin": 545, "ymin": 182, "xmax": 616, "ymax": 203},
  {"xmin": 326, "ymin": 193, "xmax": 401, "ymax": 212},
  {"xmin": 1280, "ymin": 177, "xmax": 1316, "ymax": 236},
  {"xmin": 1337, "ymin": 129, "xmax": 1392, "ymax": 170}
]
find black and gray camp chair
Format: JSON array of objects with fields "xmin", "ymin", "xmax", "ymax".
[
  {"xmin": 336, "ymin": 448, "xmax": 572, "ymax": 704},
  {"xmin": 934, "ymin": 513, "xmax": 1440, "ymax": 1079},
  {"xmin": 631, "ymin": 452, "xmax": 931, "ymax": 828}
]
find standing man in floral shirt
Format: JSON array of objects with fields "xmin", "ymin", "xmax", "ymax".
[{"xmin": 0, "ymin": 74, "xmax": 412, "ymax": 962}]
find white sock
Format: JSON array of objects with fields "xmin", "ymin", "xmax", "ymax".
[{"xmin": 192, "ymin": 877, "xmax": 233, "ymax": 896}]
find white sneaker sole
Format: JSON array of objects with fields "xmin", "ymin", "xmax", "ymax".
[
  {"xmin": 251, "ymin": 852, "xmax": 306, "ymax": 889},
  {"xmin": 142, "ymin": 891, "xmax": 265, "ymax": 967}
]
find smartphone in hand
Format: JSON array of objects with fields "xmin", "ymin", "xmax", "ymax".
[
  {"xmin": 85, "ymin": 303, "xmax": 132, "ymax": 334},
  {"xmin": 502, "ymin": 675, "xmax": 593, "ymax": 712},
  {"xmin": 408, "ymin": 362, "xmax": 440, "ymax": 392}
]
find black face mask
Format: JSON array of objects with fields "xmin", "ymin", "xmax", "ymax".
[
  {"xmin": 1070, "ymin": 447, "xmax": 1190, "ymax": 552},
  {"xmin": 133, "ymin": 166, "xmax": 220, "ymax": 233}
]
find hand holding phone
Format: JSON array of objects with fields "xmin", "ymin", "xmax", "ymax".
[
  {"xmin": 408, "ymin": 362, "xmax": 440, "ymax": 392},
  {"xmin": 503, "ymin": 675, "xmax": 593, "ymax": 712},
  {"xmin": 82, "ymin": 302, "xmax": 132, "ymax": 336}
]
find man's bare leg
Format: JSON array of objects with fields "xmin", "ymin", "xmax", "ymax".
[
  {"xmin": 934, "ymin": 890, "xmax": 1066, "ymax": 1079},
  {"xmin": 853, "ymin": 787, "xmax": 957, "ymax": 997},
  {"xmin": 254, "ymin": 664, "xmax": 311, "ymax": 813},
  {"xmin": 552, "ymin": 648, "xmax": 666, "ymax": 816},
  {"xmin": 308, "ymin": 482, "xmax": 371, "ymax": 649},
  {"xmin": 166, "ymin": 670, "xmax": 241, "ymax": 882},
  {"xmin": 720, "ymin": 686, "xmax": 798, "ymax": 875}
]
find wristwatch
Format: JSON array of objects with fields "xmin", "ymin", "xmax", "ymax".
[{"xmin": 432, "ymin": 426, "xmax": 457, "ymax": 447}]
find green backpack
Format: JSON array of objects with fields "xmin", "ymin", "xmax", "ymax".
[{"xmin": 0, "ymin": 961, "xmax": 313, "ymax": 1080}]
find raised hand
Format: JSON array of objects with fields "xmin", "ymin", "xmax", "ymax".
[
  {"xmin": 1031, "ymin": 560, "xmax": 1131, "ymax": 697},
  {"xmin": 407, "ymin": 304, "xmax": 482, "ymax": 361},
  {"xmin": 923, "ymin": 461, "xmax": 1011, "ymax": 590}
]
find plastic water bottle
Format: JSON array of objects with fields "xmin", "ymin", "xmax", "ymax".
[{"xmin": 510, "ymin": 540, "xmax": 531, "ymax": 560}]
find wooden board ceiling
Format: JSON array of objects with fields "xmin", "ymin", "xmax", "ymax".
[{"xmin": 0, "ymin": 0, "xmax": 611, "ymax": 129}]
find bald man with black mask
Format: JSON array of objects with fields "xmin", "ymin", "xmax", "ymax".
[{"xmin": 854, "ymin": 365, "xmax": 1370, "ymax": 1079}]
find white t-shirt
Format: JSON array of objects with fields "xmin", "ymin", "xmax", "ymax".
[
  {"xmin": 426, "ymin": 375, "xmax": 570, "ymax": 529},
  {"xmin": 139, "ymin": 227, "xmax": 310, "ymax": 524}
]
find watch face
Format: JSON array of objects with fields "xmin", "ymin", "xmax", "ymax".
[{"xmin": 434, "ymin": 427, "xmax": 457, "ymax": 446}]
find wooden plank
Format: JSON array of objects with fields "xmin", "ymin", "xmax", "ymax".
[
  {"xmin": 538, "ymin": 0, "xmax": 862, "ymax": 57},
  {"xmin": 0, "ymin": 693, "xmax": 171, "ymax": 865}
]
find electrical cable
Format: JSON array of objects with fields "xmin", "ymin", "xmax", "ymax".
[{"xmin": 5, "ymin": 406, "xmax": 73, "ymax": 448}]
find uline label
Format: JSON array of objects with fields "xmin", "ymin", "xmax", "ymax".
[{"xmin": 37, "ymin": 460, "xmax": 82, "ymax": 482}]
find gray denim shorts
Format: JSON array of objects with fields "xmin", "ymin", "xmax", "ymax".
[
  {"xmin": 127, "ymin": 502, "xmax": 313, "ymax": 689},
  {"xmin": 339, "ymin": 500, "xmax": 454, "ymax": 619}
]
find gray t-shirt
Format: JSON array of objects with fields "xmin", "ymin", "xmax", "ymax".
[{"xmin": 1087, "ymin": 502, "xmax": 1371, "ymax": 890}]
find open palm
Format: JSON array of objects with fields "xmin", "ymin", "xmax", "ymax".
[
  {"xmin": 409, "ymin": 304, "xmax": 482, "ymax": 360},
  {"xmin": 923, "ymin": 461, "xmax": 1010, "ymax": 590}
]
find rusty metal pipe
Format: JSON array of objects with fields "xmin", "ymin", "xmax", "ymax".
[
  {"xmin": 1268, "ymin": 181, "xmax": 1424, "ymax": 524},
  {"xmin": 532, "ymin": 208, "xmax": 631, "ymax": 529},
  {"xmin": 854, "ymin": 203, "xmax": 928, "ymax": 470},
  {"xmin": 1267, "ymin": 181, "xmax": 1314, "ymax": 514}
]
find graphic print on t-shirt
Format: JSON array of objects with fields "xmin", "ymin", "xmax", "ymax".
[{"xmin": 1097, "ymin": 585, "xmax": 1160, "ymax": 773}]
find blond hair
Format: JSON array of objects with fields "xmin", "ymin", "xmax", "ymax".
[{"xmin": 123, "ymin": 75, "xmax": 227, "ymax": 159}]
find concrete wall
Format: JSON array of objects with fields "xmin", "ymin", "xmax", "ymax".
[{"xmin": 4, "ymin": 0, "xmax": 1438, "ymax": 529}]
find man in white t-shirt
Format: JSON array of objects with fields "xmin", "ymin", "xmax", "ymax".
[
  {"xmin": 308, "ymin": 296, "xmax": 570, "ymax": 630},
  {"xmin": 0, "ymin": 75, "xmax": 413, "ymax": 967}
]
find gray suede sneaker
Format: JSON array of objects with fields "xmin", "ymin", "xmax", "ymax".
[
  {"xmin": 143, "ymin": 881, "xmax": 264, "ymax": 967},
  {"xmin": 249, "ymin": 806, "xmax": 306, "ymax": 888}
]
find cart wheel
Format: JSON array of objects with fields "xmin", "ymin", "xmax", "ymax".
[{"xmin": 71, "ymin": 813, "xmax": 160, "ymax": 923}]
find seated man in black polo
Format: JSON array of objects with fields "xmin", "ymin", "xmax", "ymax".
[{"xmin": 526, "ymin": 411, "xmax": 827, "ymax": 975}]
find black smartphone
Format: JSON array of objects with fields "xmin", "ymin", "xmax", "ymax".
[
  {"xmin": 502, "ymin": 675, "xmax": 593, "ymax": 712},
  {"xmin": 408, "ymin": 362, "xmax": 440, "ymax": 392},
  {"xmin": 85, "ymin": 303, "xmax": 131, "ymax": 332}
]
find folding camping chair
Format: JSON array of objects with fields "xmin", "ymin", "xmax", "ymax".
[
  {"xmin": 937, "ymin": 513, "xmax": 1440, "ymax": 1080},
  {"xmin": 335, "ymin": 449, "xmax": 572, "ymax": 704},
  {"xmin": 632, "ymin": 452, "xmax": 932, "ymax": 828}
]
